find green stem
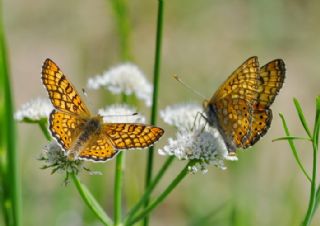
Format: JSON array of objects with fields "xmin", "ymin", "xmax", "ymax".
[
  {"xmin": 311, "ymin": 185, "xmax": 320, "ymax": 218},
  {"xmin": 109, "ymin": 0, "xmax": 132, "ymax": 61},
  {"xmin": 71, "ymin": 173, "xmax": 113, "ymax": 226},
  {"xmin": 278, "ymin": 113, "xmax": 311, "ymax": 182},
  {"xmin": 38, "ymin": 119, "xmax": 51, "ymax": 141},
  {"xmin": 302, "ymin": 141, "xmax": 318, "ymax": 226},
  {"xmin": 128, "ymin": 161, "xmax": 190, "ymax": 226},
  {"xmin": 0, "ymin": 0, "xmax": 21, "ymax": 224},
  {"xmin": 144, "ymin": 1, "xmax": 164, "ymax": 225},
  {"xmin": 114, "ymin": 151, "xmax": 125, "ymax": 225},
  {"xmin": 125, "ymin": 156, "xmax": 174, "ymax": 224}
]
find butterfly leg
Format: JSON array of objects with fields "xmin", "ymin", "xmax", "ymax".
[{"xmin": 192, "ymin": 111, "xmax": 208, "ymax": 132}]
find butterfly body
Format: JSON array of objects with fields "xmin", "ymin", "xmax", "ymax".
[
  {"xmin": 42, "ymin": 59, "xmax": 164, "ymax": 162},
  {"xmin": 203, "ymin": 56, "xmax": 285, "ymax": 155}
]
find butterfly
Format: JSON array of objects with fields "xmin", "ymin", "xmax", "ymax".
[
  {"xmin": 41, "ymin": 59, "xmax": 164, "ymax": 162},
  {"xmin": 203, "ymin": 56, "xmax": 285, "ymax": 155}
]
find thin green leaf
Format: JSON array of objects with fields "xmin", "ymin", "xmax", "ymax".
[
  {"xmin": 127, "ymin": 161, "xmax": 190, "ymax": 226},
  {"xmin": 279, "ymin": 113, "xmax": 311, "ymax": 182},
  {"xmin": 294, "ymin": 98, "xmax": 312, "ymax": 139},
  {"xmin": 0, "ymin": 3, "xmax": 21, "ymax": 225},
  {"xmin": 311, "ymin": 185, "xmax": 320, "ymax": 218},
  {"xmin": 71, "ymin": 173, "xmax": 113, "ymax": 226},
  {"xmin": 125, "ymin": 156, "xmax": 174, "ymax": 224},
  {"xmin": 312, "ymin": 96, "xmax": 320, "ymax": 148},
  {"xmin": 272, "ymin": 136, "xmax": 311, "ymax": 142}
]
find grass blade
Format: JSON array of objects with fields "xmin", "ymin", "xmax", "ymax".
[
  {"xmin": 278, "ymin": 113, "xmax": 311, "ymax": 182},
  {"xmin": 272, "ymin": 136, "xmax": 311, "ymax": 142},
  {"xmin": 294, "ymin": 98, "xmax": 312, "ymax": 139},
  {"xmin": 0, "ymin": 2, "xmax": 21, "ymax": 225},
  {"xmin": 312, "ymin": 96, "xmax": 320, "ymax": 148},
  {"xmin": 71, "ymin": 173, "xmax": 113, "ymax": 226}
]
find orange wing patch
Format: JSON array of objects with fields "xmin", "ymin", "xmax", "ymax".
[
  {"xmin": 49, "ymin": 109, "xmax": 87, "ymax": 150},
  {"xmin": 79, "ymin": 132, "xmax": 117, "ymax": 161},
  {"xmin": 243, "ymin": 109, "xmax": 272, "ymax": 148},
  {"xmin": 42, "ymin": 59, "xmax": 90, "ymax": 116},
  {"xmin": 78, "ymin": 124, "xmax": 164, "ymax": 162},
  {"xmin": 212, "ymin": 56, "xmax": 260, "ymax": 102},
  {"xmin": 103, "ymin": 123, "xmax": 164, "ymax": 149}
]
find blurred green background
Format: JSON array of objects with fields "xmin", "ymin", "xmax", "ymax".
[{"xmin": 4, "ymin": 0, "xmax": 320, "ymax": 225}]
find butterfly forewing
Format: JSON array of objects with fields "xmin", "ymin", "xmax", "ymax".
[
  {"xmin": 103, "ymin": 123, "xmax": 164, "ymax": 149},
  {"xmin": 212, "ymin": 56, "xmax": 260, "ymax": 102},
  {"xmin": 42, "ymin": 59, "xmax": 91, "ymax": 116}
]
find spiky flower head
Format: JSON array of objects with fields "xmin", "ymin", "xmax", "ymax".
[{"xmin": 159, "ymin": 103, "xmax": 237, "ymax": 173}]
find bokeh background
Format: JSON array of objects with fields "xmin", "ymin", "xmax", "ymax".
[{"xmin": 4, "ymin": 0, "xmax": 320, "ymax": 225}]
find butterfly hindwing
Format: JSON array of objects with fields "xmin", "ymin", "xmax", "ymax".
[
  {"xmin": 211, "ymin": 96, "xmax": 253, "ymax": 152},
  {"xmin": 79, "ymin": 131, "xmax": 117, "ymax": 162},
  {"xmin": 255, "ymin": 59, "xmax": 286, "ymax": 109},
  {"xmin": 243, "ymin": 109, "xmax": 272, "ymax": 148},
  {"xmin": 78, "ymin": 123, "xmax": 164, "ymax": 161},
  {"xmin": 49, "ymin": 109, "xmax": 87, "ymax": 151}
]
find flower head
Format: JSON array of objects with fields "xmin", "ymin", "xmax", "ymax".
[
  {"xmin": 40, "ymin": 141, "xmax": 83, "ymax": 174},
  {"xmin": 160, "ymin": 103, "xmax": 202, "ymax": 130},
  {"xmin": 159, "ymin": 103, "xmax": 236, "ymax": 173},
  {"xmin": 15, "ymin": 97, "xmax": 53, "ymax": 122},
  {"xmin": 98, "ymin": 104, "xmax": 146, "ymax": 123},
  {"xmin": 87, "ymin": 63, "xmax": 152, "ymax": 106},
  {"xmin": 40, "ymin": 141, "xmax": 101, "ymax": 183}
]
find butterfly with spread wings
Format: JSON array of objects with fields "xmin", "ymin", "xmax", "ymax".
[{"xmin": 42, "ymin": 59, "xmax": 164, "ymax": 162}]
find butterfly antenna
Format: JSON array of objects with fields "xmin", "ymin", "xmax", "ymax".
[
  {"xmin": 82, "ymin": 87, "xmax": 95, "ymax": 109},
  {"xmin": 82, "ymin": 88, "xmax": 88, "ymax": 97},
  {"xmin": 173, "ymin": 75, "xmax": 207, "ymax": 99},
  {"xmin": 101, "ymin": 112, "xmax": 139, "ymax": 117}
]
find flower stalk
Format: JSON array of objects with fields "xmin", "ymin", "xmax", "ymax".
[
  {"xmin": 128, "ymin": 160, "xmax": 191, "ymax": 226},
  {"xmin": 0, "ymin": 1, "xmax": 21, "ymax": 224},
  {"xmin": 144, "ymin": 1, "xmax": 164, "ymax": 225}
]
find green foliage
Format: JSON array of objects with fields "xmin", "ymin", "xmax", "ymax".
[{"xmin": 276, "ymin": 97, "xmax": 320, "ymax": 226}]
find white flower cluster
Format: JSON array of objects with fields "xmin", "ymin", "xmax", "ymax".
[
  {"xmin": 98, "ymin": 104, "xmax": 146, "ymax": 123},
  {"xmin": 159, "ymin": 103, "xmax": 236, "ymax": 173},
  {"xmin": 160, "ymin": 103, "xmax": 202, "ymax": 130},
  {"xmin": 15, "ymin": 97, "xmax": 53, "ymax": 122},
  {"xmin": 87, "ymin": 63, "xmax": 153, "ymax": 107}
]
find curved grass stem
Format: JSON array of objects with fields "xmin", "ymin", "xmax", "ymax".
[
  {"xmin": 128, "ymin": 161, "xmax": 190, "ymax": 226},
  {"xmin": 71, "ymin": 173, "xmax": 113, "ymax": 226},
  {"xmin": 144, "ymin": 1, "xmax": 164, "ymax": 225},
  {"xmin": 125, "ymin": 156, "xmax": 174, "ymax": 224}
]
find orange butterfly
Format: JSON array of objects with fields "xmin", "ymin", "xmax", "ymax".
[
  {"xmin": 42, "ymin": 59, "xmax": 164, "ymax": 162},
  {"xmin": 203, "ymin": 56, "xmax": 285, "ymax": 155}
]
